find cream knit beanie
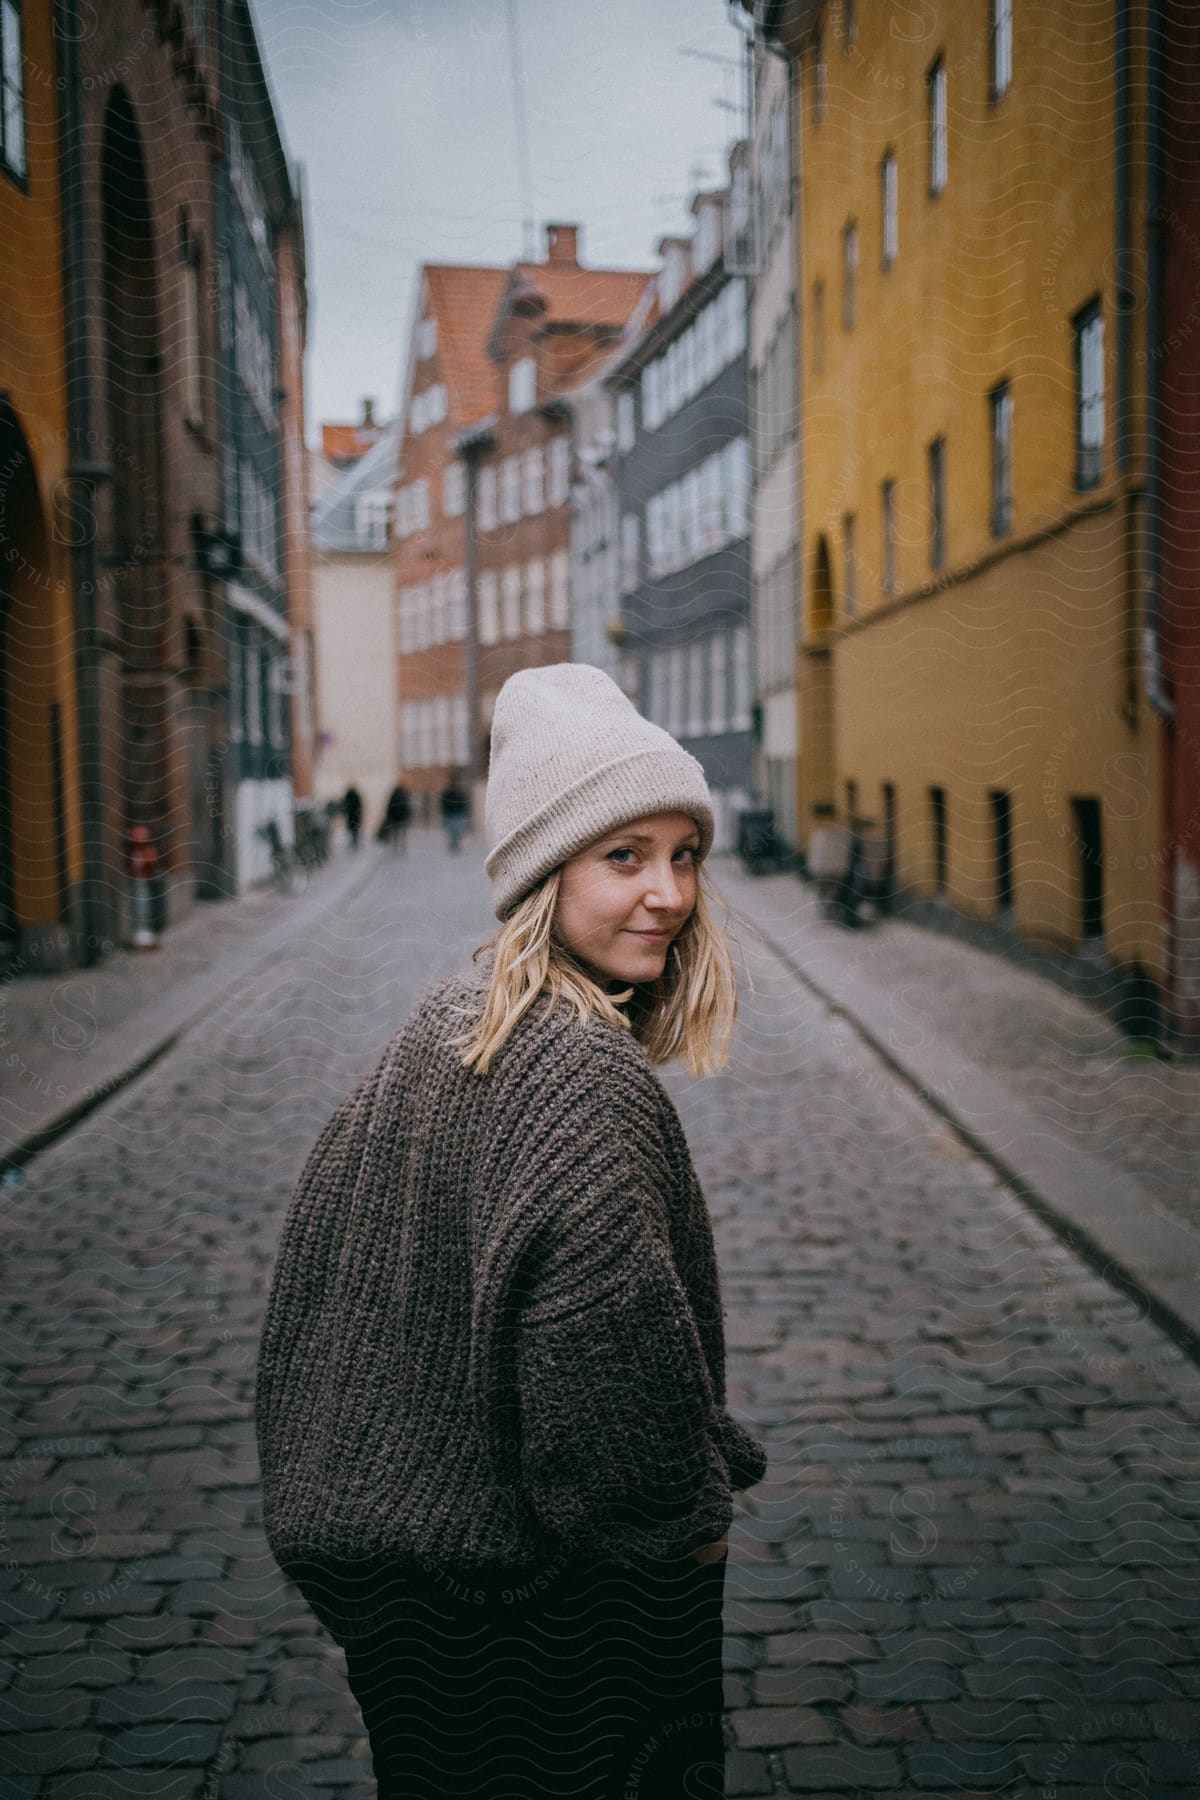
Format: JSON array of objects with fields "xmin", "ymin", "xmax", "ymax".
[{"xmin": 484, "ymin": 663, "xmax": 715, "ymax": 920}]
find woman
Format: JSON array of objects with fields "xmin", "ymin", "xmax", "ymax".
[{"xmin": 255, "ymin": 663, "xmax": 768, "ymax": 1799}]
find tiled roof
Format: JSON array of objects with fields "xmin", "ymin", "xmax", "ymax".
[
  {"xmin": 312, "ymin": 421, "xmax": 401, "ymax": 554},
  {"xmin": 321, "ymin": 421, "xmax": 387, "ymax": 463},
  {"xmin": 422, "ymin": 263, "xmax": 511, "ymax": 425}
]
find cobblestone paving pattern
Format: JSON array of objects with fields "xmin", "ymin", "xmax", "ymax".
[{"xmin": 1, "ymin": 844, "xmax": 1198, "ymax": 1798}]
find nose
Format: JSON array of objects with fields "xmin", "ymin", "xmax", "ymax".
[{"xmin": 641, "ymin": 858, "xmax": 692, "ymax": 913}]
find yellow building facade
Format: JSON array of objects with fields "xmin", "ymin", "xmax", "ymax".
[
  {"xmin": 795, "ymin": 0, "xmax": 1163, "ymax": 979},
  {"xmin": 0, "ymin": 2, "xmax": 80, "ymax": 967}
]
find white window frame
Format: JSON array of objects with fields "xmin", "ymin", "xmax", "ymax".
[
  {"xmin": 417, "ymin": 314, "xmax": 438, "ymax": 359},
  {"xmin": 617, "ymin": 390, "xmax": 636, "ymax": 453},
  {"xmin": 449, "ymin": 568, "xmax": 467, "ymax": 639},
  {"xmin": 731, "ymin": 627, "xmax": 752, "ymax": 731},
  {"xmin": 548, "ymin": 436, "xmax": 570, "ymax": 507},
  {"xmin": 501, "ymin": 564, "xmax": 521, "ymax": 638},
  {"xmin": 708, "ymin": 633, "xmax": 728, "ymax": 733},
  {"xmin": 620, "ymin": 512, "xmax": 640, "ymax": 594},
  {"xmin": 479, "ymin": 570, "xmax": 499, "ymax": 645},
  {"xmin": 521, "ymin": 446, "xmax": 544, "ymax": 516},
  {"xmin": 929, "ymin": 58, "xmax": 948, "ymax": 195},
  {"xmin": 478, "ymin": 466, "xmax": 497, "ymax": 531},
  {"xmin": 549, "ymin": 549, "xmax": 569, "ymax": 629},
  {"xmin": 1, "ymin": 0, "xmax": 27, "ymax": 182},
  {"xmin": 687, "ymin": 639, "xmax": 705, "ymax": 738},
  {"xmin": 882, "ymin": 152, "xmax": 898, "ymax": 266},
  {"xmin": 991, "ymin": 0, "xmax": 1013, "ymax": 99},
  {"xmin": 525, "ymin": 557, "xmax": 545, "ymax": 634},
  {"xmin": 443, "ymin": 461, "xmax": 466, "ymax": 517},
  {"xmin": 500, "ymin": 455, "xmax": 521, "ymax": 524},
  {"xmin": 509, "ymin": 356, "xmax": 537, "ymax": 413}
]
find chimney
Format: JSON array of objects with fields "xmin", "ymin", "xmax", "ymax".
[
  {"xmin": 361, "ymin": 396, "xmax": 377, "ymax": 429},
  {"xmin": 545, "ymin": 222, "xmax": 580, "ymax": 266}
]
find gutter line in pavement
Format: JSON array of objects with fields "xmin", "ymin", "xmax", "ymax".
[{"xmin": 745, "ymin": 912, "xmax": 1200, "ymax": 1369}]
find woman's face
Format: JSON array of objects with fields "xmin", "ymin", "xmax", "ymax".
[{"xmin": 553, "ymin": 810, "xmax": 701, "ymax": 989}]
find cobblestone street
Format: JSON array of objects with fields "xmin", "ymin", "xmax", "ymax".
[{"xmin": 2, "ymin": 834, "xmax": 1199, "ymax": 1797}]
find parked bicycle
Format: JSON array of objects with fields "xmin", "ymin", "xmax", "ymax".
[{"xmin": 257, "ymin": 819, "xmax": 304, "ymax": 896}]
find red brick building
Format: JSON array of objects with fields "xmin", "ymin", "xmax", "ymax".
[
  {"xmin": 392, "ymin": 227, "xmax": 652, "ymax": 814},
  {"xmin": 65, "ymin": 0, "xmax": 225, "ymax": 942}
]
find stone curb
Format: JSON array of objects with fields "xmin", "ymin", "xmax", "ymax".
[
  {"xmin": 736, "ymin": 892, "xmax": 1200, "ymax": 1365},
  {"xmin": 0, "ymin": 848, "xmax": 383, "ymax": 1174}
]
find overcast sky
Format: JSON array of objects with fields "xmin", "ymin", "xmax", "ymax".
[{"xmin": 250, "ymin": 0, "xmax": 748, "ymax": 443}]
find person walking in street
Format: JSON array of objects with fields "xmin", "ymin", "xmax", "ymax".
[
  {"xmin": 255, "ymin": 663, "xmax": 767, "ymax": 1800},
  {"xmin": 380, "ymin": 781, "xmax": 411, "ymax": 854},
  {"xmin": 439, "ymin": 775, "xmax": 469, "ymax": 853},
  {"xmin": 341, "ymin": 783, "xmax": 364, "ymax": 851}
]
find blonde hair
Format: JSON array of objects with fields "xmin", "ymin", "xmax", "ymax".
[{"xmin": 449, "ymin": 858, "xmax": 753, "ymax": 1079}]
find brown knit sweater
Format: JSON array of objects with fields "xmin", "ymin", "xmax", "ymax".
[{"xmin": 255, "ymin": 947, "xmax": 767, "ymax": 1634}]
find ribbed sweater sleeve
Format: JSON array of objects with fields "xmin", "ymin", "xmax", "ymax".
[{"xmin": 470, "ymin": 1028, "xmax": 741, "ymax": 1565}]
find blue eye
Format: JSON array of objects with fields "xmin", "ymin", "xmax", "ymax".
[{"xmin": 606, "ymin": 846, "xmax": 699, "ymax": 864}]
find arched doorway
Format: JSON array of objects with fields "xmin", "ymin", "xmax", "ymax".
[
  {"xmin": 796, "ymin": 533, "xmax": 836, "ymax": 847},
  {"xmin": 100, "ymin": 88, "xmax": 170, "ymax": 868},
  {"xmin": 0, "ymin": 402, "xmax": 70, "ymax": 963}
]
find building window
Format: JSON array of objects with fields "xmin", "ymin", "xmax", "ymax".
[
  {"xmin": 841, "ymin": 222, "xmax": 858, "ymax": 331},
  {"xmin": 928, "ymin": 436, "xmax": 946, "ymax": 571},
  {"xmin": 722, "ymin": 437, "xmax": 751, "ymax": 537},
  {"xmin": 842, "ymin": 512, "xmax": 857, "ymax": 617},
  {"xmin": 449, "ymin": 568, "xmax": 466, "ymax": 639},
  {"xmin": 990, "ymin": 0, "xmax": 1013, "ymax": 99},
  {"xmin": 245, "ymin": 632, "xmax": 263, "ymax": 745},
  {"xmin": 667, "ymin": 645, "xmax": 685, "ymax": 737},
  {"xmin": 989, "ymin": 380, "xmax": 1013, "ymax": 536},
  {"xmin": 500, "ymin": 455, "xmax": 520, "ymax": 524},
  {"xmin": 443, "ymin": 461, "xmax": 465, "ymax": 517},
  {"xmin": 229, "ymin": 620, "xmax": 244, "ymax": 741},
  {"xmin": 811, "ymin": 279, "xmax": 826, "ymax": 375},
  {"xmin": 617, "ymin": 390, "xmax": 636, "ymax": 453},
  {"xmin": 548, "ymin": 436, "xmax": 570, "ymax": 507},
  {"xmin": 525, "ymin": 558, "xmax": 545, "ymax": 634},
  {"xmin": 620, "ymin": 512, "xmax": 640, "ymax": 593},
  {"xmin": 411, "ymin": 478, "xmax": 430, "ymax": 532},
  {"xmin": 881, "ymin": 479, "xmax": 897, "ymax": 596},
  {"xmin": 928, "ymin": 57, "xmax": 948, "ymax": 195},
  {"xmin": 501, "ymin": 565, "xmax": 521, "ymax": 638},
  {"xmin": 509, "ymin": 356, "xmax": 536, "ymax": 413},
  {"xmin": 478, "ymin": 466, "xmax": 497, "ymax": 531},
  {"xmin": 521, "ymin": 446, "xmax": 544, "ymax": 515},
  {"xmin": 686, "ymin": 639, "xmax": 705, "ymax": 738},
  {"xmin": 842, "ymin": 0, "xmax": 858, "ymax": 48},
  {"xmin": 881, "ymin": 152, "xmax": 898, "ymax": 268},
  {"xmin": 410, "ymin": 384, "xmax": 446, "ymax": 433},
  {"xmin": 708, "ymin": 632, "xmax": 727, "ymax": 733},
  {"xmin": 356, "ymin": 491, "xmax": 391, "ymax": 549},
  {"xmin": 991, "ymin": 790, "xmax": 1015, "ymax": 913},
  {"xmin": 549, "ymin": 549, "xmax": 569, "ymax": 629},
  {"xmin": 929, "ymin": 786, "xmax": 948, "ymax": 894},
  {"xmin": 479, "ymin": 570, "xmax": 499, "ymax": 645},
  {"xmin": 1072, "ymin": 796, "xmax": 1104, "ymax": 938},
  {"xmin": 812, "ymin": 26, "xmax": 827, "ymax": 125},
  {"xmin": 179, "ymin": 215, "xmax": 204, "ymax": 427},
  {"xmin": 1074, "ymin": 299, "xmax": 1104, "ymax": 490},
  {"xmin": 731, "ymin": 628, "xmax": 752, "ymax": 731},
  {"xmin": 1, "ymin": 0, "xmax": 26, "ymax": 183},
  {"xmin": 417, "ymin": 314, "xmax": 438, "ymax": 359}
]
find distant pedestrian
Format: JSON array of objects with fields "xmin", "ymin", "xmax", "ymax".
[
  {"xmin": 342, "ymin": 784, "xmax": 364, "ymax": 851},
  {"xmin": 256, "ymin": 662, "xmax": 765, "ymax": 1800},
  {"xmin": 439, "ymin": 777, "xmax": 469, "ymax": 853},
  {"xmin": 381, "ymin": 783, "xmax": 411, "ymax": 854}
]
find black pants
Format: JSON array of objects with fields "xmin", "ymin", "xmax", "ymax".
[{"xmin": 336, "ymin": 1553, "xmax": 728, "ymax": 1799}]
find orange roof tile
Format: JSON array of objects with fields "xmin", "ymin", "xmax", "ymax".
[{"xmin": 422, "ymin": 263, "xmax": 511, "ymax": 426}]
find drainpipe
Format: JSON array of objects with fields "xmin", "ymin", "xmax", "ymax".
[
  {"xmin": 1140, "ymin": 0, "xmax": 1173, "ymax": 725},
  {"xmin": 57, "ymin": 0, "xmax": 112, "ymax": 965}
]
